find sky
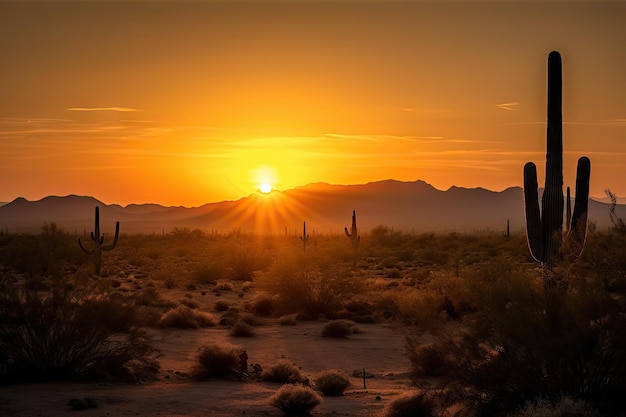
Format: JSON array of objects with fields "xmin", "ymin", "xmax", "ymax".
[{"xmin": 1, "ymin": 0, "xmax": 625, "ymax": 207}]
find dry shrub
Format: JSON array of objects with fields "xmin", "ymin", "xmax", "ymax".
[
  {"xmin": 0, "ymin": 279, "xmax": 158, "ymax": 382},
  {"xmin": 192, "ymin": 343, "xmax": 245, "ymax": 380},
  {"xmin": 215, "ymin": 281, "xmax": 235, "ymax": 292},
  {"xmin": 159, "ymin": 306, "xmax": 216, "ymax": 329},
  {"xmin": 259, "ymin": 256, "xmax": 360, "ymax": 318},
  {"xmin": 229, "ymin": 321, "xmax": 255, "ymax": 337},
  {"xmin": 382, "ymin": 392, "xmax": 438, "ymax": 417},
  {"xmin": 509, "ymin": 397, "xmax": 600, "ymax": 417},
  {"xmin": 279, "ymin": 314, "xmax": 298, "ymax": 326},
  {"xmin": 405, "ymin": 341, "xmax": 454, "ymax": 379},
  {"xmin": 247, "ymin": 293, "xmax": 276, "ymax": 317},
  {"xmin": 314, "ymin": 370, "xmax": 350, "ymax": 396},
  {"xmin": 321, "ymin": 320, "xmax": 358, "ymax": 338},
  {"xmin": 213, "ymin": 300, "xmax": 230, "ymax": 312},
  {"xmin": 262, "ymin": 360, "xmax": 305, "ymax": 383},
  {"xmin": 268, "ymin": 384, "xmax": 322, "ymax": 415}
]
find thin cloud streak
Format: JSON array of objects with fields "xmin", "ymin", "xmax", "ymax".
[
  {"xmin": 496, "ymin": 102, "xmax": 519, "ymax": 111},
  {"xmin": 67, "ymin": 107, "xmax": 139, "ymax": 112}
]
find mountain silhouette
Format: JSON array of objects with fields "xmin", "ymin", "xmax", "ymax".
[{"xmin": 0, "ymin": 180, "xmax": 621, "ymax": 235}]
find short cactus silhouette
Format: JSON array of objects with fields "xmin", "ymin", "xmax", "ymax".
[
  {"xmin": 523, "ymin": 51, "xmax": 590, "ymax": 269},
  {"xmin": 344, "ymin": 210, "xmax": 360, "ymax": 265},
  {"xmin": 300, "ymin": 221, "xmax": 310, "ymax": 251},
  {"xmin": 78, "ymin": 206, "xmax": 120, "ymax": 276}
]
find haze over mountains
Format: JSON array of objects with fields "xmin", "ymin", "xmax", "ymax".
[{"xmin": 0, "ymin": 180, "xmax": 622, "ymax": 235}]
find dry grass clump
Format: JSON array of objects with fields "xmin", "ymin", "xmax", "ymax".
[
  {"xmin": 214, "ymin": 281, "xmax": 235, "ymax": 292},
  {"xmin": 191, "ymin": 343, "xmax": 245, "ymax": 380},
  {"xmin": 279, "ymin": 314, "xmax": 298, "ymax": 325},
  {"xmin": 159, "ymin": 306, "xmax": 216, "ymax": 329},
  {"xmin": 213, "ymin": 300, "xmax": 230, "ymax": 312},
  {"xmin": 314, "ymin": 370, "xmax": 350, "ymax": 396},
  {"xmin": 509, "ymin": 397, "xmax": 600, "ymax": 417},
  {"xmin": 268, "ymin": 384, "xmax": 322, "ymax": 415},
  {"xmin": 261, "ymin": 360, "xmax": 306, "ymax": 383},
  {"xmin": 405, "ymin": 341, "xmax": 454, "ymax": 379},
  {"xmin": 229, "ymin": 321, "xmax": 256, "ymax": 337},
  {"xmin": 382, "ymin": 392, "xmax": 438, "ymax": 417},
  {"xmin": 321, "ymin": 320, "xmax": 359, "ymax": 338},
  {"xmin": 246, "ymin": 293, "xmax": 276, "ymax": 317}
]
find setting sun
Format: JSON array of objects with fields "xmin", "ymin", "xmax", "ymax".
[{"xmin": 259, "ymin": 183, "xmax": 272, "ymax": 194}]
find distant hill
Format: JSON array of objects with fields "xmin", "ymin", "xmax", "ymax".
[{"xmin": 0, "ymin": 180, "xmax": 622, "ymax": 235}]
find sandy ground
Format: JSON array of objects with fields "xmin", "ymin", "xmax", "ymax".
[{"xmin": 0, "ymin": 314, "xmax": 416, "ymax": 416}]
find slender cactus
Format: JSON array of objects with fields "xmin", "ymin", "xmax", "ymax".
[
  {"xmin": 300, "ymin": 221, "xmax": 310, "ymax": 251},
  {"xmin": 523, "ymin": 51, "xmax": 591, "ymax": 269},
  {"xmin": 78, "ymin": 206, "xmax": 120, "ymax": 276},
  {"xmin": 503, "ymin": 219, "xmax": 510, "ymax": 238},
  {"xmin": 344, "ymin": 210, "xmax": 360, "ymax": 265}
]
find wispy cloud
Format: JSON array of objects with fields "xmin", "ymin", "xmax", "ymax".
[
  {"xmin": 67, "ymin": 107, "xmax": 138, "ymax": 112},
  {"xmin": 496, "ymin": 102, "xmax": 519, "ymax": 111}
]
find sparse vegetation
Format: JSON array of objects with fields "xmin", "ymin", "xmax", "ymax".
[
  {"xmin": 268, "ymin": 384, "xmax": 322, "ymax": 415},
  {"xmin": 382, "ymin": 392, "xmax": 438, "ymax": 417},
  {"xmin": 159, "ymin": 306, "xmax": 216, "ymax": 329},
  {"xmin": 321, "ymin": 320, "xmax": 358, "ymax": 338},
  {"xmin": 261, "ymin": 360, "xmax": 306, "ymax": 383},
  {"xmin": 192, "ymin": 343, "xmax": 245, "ymax": 380},
  {"xmin": 314, "ymin": 370, "xmax": 350, "ymax": 396}
]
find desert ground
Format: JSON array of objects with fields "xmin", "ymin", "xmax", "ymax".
[{"xmin": 1, "ymin": 229, "xmax": 624, "ymax": 417}]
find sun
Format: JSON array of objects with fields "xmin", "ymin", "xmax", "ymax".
[{"xmin": 259, "ymin": 182, "xmax": 272, "ymax": 194}]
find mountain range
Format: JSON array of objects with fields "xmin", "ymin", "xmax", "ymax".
[{"xmin": 0, "ymin": 180, "xmax": 623, "ymax": 235}]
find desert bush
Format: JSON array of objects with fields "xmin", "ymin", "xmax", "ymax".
[
  {"xmin": 159, "ymin": 306, "xmax": 216, "ymax": 329},
  {"xmin": 321, "ymin": 320, "xmax": 358, "ymax": 338},
  {"xmin": 192, "ymin": 343, "xmax": 245, "ymax": 380},
  {"xmin": 279, "ymin": 314, "xmax": 298, "ymax": 325},
  {"xmin": 406, "ymin": 261, "xmax": 626, "ymax": 417},
  {"xmin": 246, "ymin": 293, "xmax": 276, "ymax": 317},
  {"xmin": 382, "ymin": 392, "xmax": 438, "ymax": 417},
  {"xmin": 194, "ymin": 261, "xmax": 227, "ymax": 284},
  {"xmin": 268, "ymin": 384, "xmax": 322, "ymax": 415},
  {"xmin": 259, "ymin": 256, "xmax": 360, "ymax": 318},
  {"xmin": 314, "ymin": 370, "xmax": 350, "ymax": 396},
  {"xmin": 509, "ymin": 396, "xmax": 601, "ymax": 417},
  {"xmin": 0, "ymin": 277, "xmax": 158, "ymax": 382},
  {"xmin": 179, "ymin": 298, "xmax": 199, "ymax": 309},
  {"xmin": 229, "ymin": 321, "xmax": 255, "ymax": 337},
  {"xmin": 405, "ymin": 341, "xmax": 454, "ymax": 379},
  {"xmin": 215, "ymin": 281, "xmax": 235, "ymax": 292},
  {"xmin": 213, "ymin": 300, "xmax": 230, "ymax": 311},
  {"xmin": 261, "ymin": 360, "xmax": 305, "ymax": 383}
]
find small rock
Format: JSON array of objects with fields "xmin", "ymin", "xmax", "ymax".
[{"xmin": 68, "ymin": 399, "xmax": 88, "ymax": 410}]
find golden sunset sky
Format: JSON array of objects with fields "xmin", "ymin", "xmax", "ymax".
[{"xmin": 1, "ymin": 0, "xmax": 625, "ymax": 206}]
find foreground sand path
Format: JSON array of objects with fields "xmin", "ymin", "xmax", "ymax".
[{"xmin": 0, "ymin": 321, "xmax": 416, "ymax": 416}]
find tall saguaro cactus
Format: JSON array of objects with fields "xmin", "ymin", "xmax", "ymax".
[
  {"xmin": 344, "ymin": 210, "xmax": 360, "ymax": 265},
  {"xmin": 78, "ymin": 206, "xmax": 120, "ymax": 276},
  {"xmin": 300, "ymin": 221, "xmax": 310, "ymax": 252},
  {"xmin": 523, "ymin": 51, "xmax": 591, "ymax": 269}
]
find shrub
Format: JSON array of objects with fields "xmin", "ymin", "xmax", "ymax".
[
  {"xmin": 262, "ymin": 360, "xmax": 305, "ymax": 383},
  {"xmin": 192, "ymin": 343, "xmax": 245, "ymax": 380},
  {"xmin": 279, "ymin": 314, "xmax": 298, "ymax": 326},
  {"xmin": 247, "ymin": 293, "xmax": 275, "ymax": 317},
  {"xmin": 214, "ymin": 300, "xmax": 230, "ymax": 312},
  {"xmin": 405, "ymin": 341, "xmax": 453, "ymax": 379},
  {"xmin": 268, "ymin": 384, "xmax": 322, "ymax": 415},
  {"xmin": 259, "ymin": 257, "xmax": 360, "ymax": 318},
  {"xmin": 229, "ymin": 321, "xmax": 255, "ymax": 337},
  {"xmin": 382, "ymin": 392, "xmax": 438, "ymax": 417},
  {"xmin": 321, "ymin": 320, "xmax": 358, "ymax": 338},
  {"xmin": 159, "ymin": 306, "xmax": 216, "ymax": 329},
  {"xmin": 314, "ymin": 370, "xmax": 350, "ymax": 396},
  {"xmin": 0, "ymin": 278, "xmax": 158, "ymax": 382},
  {"xmin": 509, "ymin": 397, "xmax": 601, "ymax": 417}
]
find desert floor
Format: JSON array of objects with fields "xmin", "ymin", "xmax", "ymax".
[{"xmin": 0, "ymin": 282, "xmax": 417, "ymax": 417}]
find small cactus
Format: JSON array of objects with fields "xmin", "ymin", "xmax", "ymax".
[
  {"xmin": 78, "ymin": 206, "xmax": 119, "ymax": 276},
  {"xmin": 300, "ymin": 221, "xmax": 310, "ymax": 252},
  {"xmin": 344, "ymin": 210, "xmax": 360, "ymax": 266},
  {"xmin": 523, "ymin": 51, "xmax": 590, "ymax": 269}
]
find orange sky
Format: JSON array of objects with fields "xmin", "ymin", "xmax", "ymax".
[{"xmin": 1, "ymin": 1, "xmax": 625, "ymax": 207}]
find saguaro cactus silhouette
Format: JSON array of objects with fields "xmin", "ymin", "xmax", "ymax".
[
  {"xmin": 300, "ymin": 221, "xmax": 310, "ymax": 251},
  {"xmin": 523, "ymin": 51, "xmax": 591, "ymax": 269},
  {"xmin": 344, "ymin": 210, "xmax": 360, "ymax": 265},
  {"xmin": 78, "ymin": 206, "xmax": 120, "ymax": 276}
]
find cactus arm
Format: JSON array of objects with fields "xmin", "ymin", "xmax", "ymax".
[
  {"xmin": 344, "ymin": 227, "xmax": 352, "ymax": 238},
  {"xmin": 568, "ymin": 156, "xmax": 591, "ymax": 246},
  {"xmin": 77, "ymin": 238, "xmax": 94, "ymax": 255},
  {"xmin": 524, "ymin": 162, "xmax": 544, "ymax": 262},
  {"xmin": 102, "ymin": 221, "xmax": 120, "ymax": 251}
]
